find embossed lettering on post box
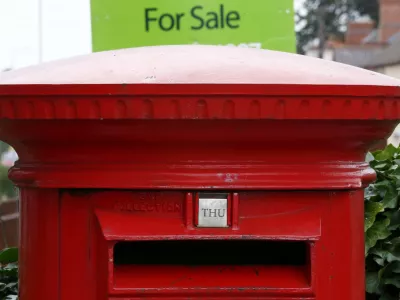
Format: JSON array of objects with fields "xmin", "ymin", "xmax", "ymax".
[{"xmin": 197, "ymin": 193, "xmax": 228, "ymax": 228}]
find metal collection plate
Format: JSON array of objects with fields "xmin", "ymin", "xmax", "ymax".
[{"xmin": 197, "ymin": 194, "xmax": 228, "ymax": 228}]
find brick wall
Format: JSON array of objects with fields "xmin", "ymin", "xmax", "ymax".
[
  {"xmin": 346, "ymin": 22, "xmax": 375, "ymax": 44},
  {"xmin": 380, "ymin": 0, "xmax": 400, "ymax": 41}
]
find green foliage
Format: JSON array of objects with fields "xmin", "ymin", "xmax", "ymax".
[
  {"xmin": 0, "ymin": 248, "xmax": 18, "ymax": 300},
  {"xmin": 366, "ymin": 145, "xmax": 400, "ymax": 300}
]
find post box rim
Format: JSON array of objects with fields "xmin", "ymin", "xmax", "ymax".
[{"xmin": 0, "ymin": 83, "xmax": 400, "ymax": 97}]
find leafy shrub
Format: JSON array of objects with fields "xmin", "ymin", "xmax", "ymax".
[
  {"xmin": 365, "ymin": 144, "xmax": 400, "ymax": 300},
  {"xmin": 0, "ymin": 247, "xmax": 18, "ymax": 300},
  {"xmin": 0, "ymin": 249, "xmax": 18, "ymax": 299},
  {"xmin": 0, "ymin": 248, "xmax": 18, "ymax": 300}
]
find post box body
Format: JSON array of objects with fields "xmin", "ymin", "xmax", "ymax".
[
  {"xmin": 1, "ymin": 45, "xmax": 400, "ymax": 300},
  {"xmin": 18, "ymin": 188, "xmax": 364, "ymax": 300}
]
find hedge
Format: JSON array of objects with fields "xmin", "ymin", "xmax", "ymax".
[
  {"xmin": 366, "ymin": 145, "xmax": 400, "ymax": 300},
  {"xmin": 0, "ymin": 247, "xmax": 18, "ymax": 300}
]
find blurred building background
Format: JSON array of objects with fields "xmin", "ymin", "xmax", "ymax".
[
  {"xmin": 304, "ymin": 0, "xmax": 400, "ymax": 145},
  {"xmin": 0, "ymin": 0, "xmax": 91, "ymax": 71}
]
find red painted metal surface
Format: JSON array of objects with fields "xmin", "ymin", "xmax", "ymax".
[{"xmin": 0, "ymin": 45, "xmax": 400, "ymax": 299}]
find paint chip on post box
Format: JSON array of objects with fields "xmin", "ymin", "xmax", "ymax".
[{"xmin": 197, "ymin": 194, "xmax": 228, "ymax": 228}]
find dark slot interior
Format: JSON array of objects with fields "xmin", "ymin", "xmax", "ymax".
[
  {"xmin": 114, "ymin": 240, "xmax": 307, "ymax": 266},
  {"xmin": 198, "ymin": 192, "xmax": 228, "ymax": 199}
]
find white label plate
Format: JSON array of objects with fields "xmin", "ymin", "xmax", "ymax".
[{"xmin": 198, "ymin": 197, "xmax": 228, "ymax": 228}]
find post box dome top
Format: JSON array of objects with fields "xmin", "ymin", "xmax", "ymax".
[
  {"xmin": 1, "ymin": 46, "xmax": 400, "ymax": 191},
  {"xmin": 1, "ymin": 45, "xmax": 400, "ymax": 97}
]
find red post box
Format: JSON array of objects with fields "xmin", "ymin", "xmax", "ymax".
[{"xmin": 0, "ymin": 45, "xmax": 400, "ymax": 300}]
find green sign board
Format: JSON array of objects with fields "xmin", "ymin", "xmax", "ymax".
[{"xmin": 90, "ymin": 0, "xmax": 295, "ymax": 53}]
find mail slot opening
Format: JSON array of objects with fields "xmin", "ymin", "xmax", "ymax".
[
  {"xmin": 114, "ymin": 240, "xmax": 307, "ymax": 265},
  {"xmin": 112, "ymin": 240, "xmax": 311, "ymax": 290}
]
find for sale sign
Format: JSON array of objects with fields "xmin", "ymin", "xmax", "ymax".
[{"xmin": 90, "ymin": 0, "xmax": 295, "ymax": 53}]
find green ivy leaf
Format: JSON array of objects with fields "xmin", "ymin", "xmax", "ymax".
[
  {"xmin": 375, "ymin": 144, "xmax": 398, "ymax": 161},
  {"xmin": 0, "ymin": 263, "xmax": 19, "ymax": 280},
  {"xmin": 383, "ymin": 277, "xmax": 400, "ymax": 288},
  {"xmin": 374, "ymin": 180, "xmax": 392, "ymax": 192},
  {"xmin": 366, "ymin": 272, "xmax": 381, "ymax": 294},
  {"xmin": 388, "ymin": 211, "xmax": 400, "ymax": 230},
  {"xmin": 375, "ymin": 257, "xmax": 386, "ymax": 266},
  {"xmin": 389, "ymin": 164, "xmax": 400, "ymax": 173},
  {"xmin": 385, "ymin": 262, "xmax": 400, "ymax": 274},
  {"xmin": 365, "ymin": 186, "xmax": 379, "ymax": 200},
  {"xmin": 388, "ymin": 237, "xmax": 400, "ymax": 245},
  {"xmin": 372, "ymin": 262, "xmax": 400, "ymax": 298},
  {"xmin": 0, "ymin": 248, "xmax": 18, "ymax": 264},
  {"xmin": 365, "ymin": 202, "xmax": 385, "ymax": 232},
  {"xmin": 4, "ymin": 282, "xmax": 18, "ymax": 294},
  {"xmin": 0, "ymin": 283, "xmax": 6, "ymax": 292},
  {"xmin": 374, "ymin": 162, "xmax": 392, "ymax": 171},
  {"xmin": 371, "ymin": 248, "xmax": 390, "ymax": 266},
  {"xmin": 382, "ymin": 186, "xmax": 399, "ymax": 209},
  {"xmin": 389, "ymin": 261, "xmax": 400, "ymax": 273},
  {"xmin": 366, "ymin": 218, "xmax": 391, "ymax": 255}
]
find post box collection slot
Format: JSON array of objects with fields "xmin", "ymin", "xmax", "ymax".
[
  {"xmin": 112, "ymin": 240, "xmax": 311, "ymax": 291},
  {"xmin": 114, "ymin": 240, "xmax": 307, "ymax": 265}
]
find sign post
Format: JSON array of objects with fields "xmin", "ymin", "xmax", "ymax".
[{"xmin": 90, "ymin": 0, "xmax": 296, "ymax": 53}]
